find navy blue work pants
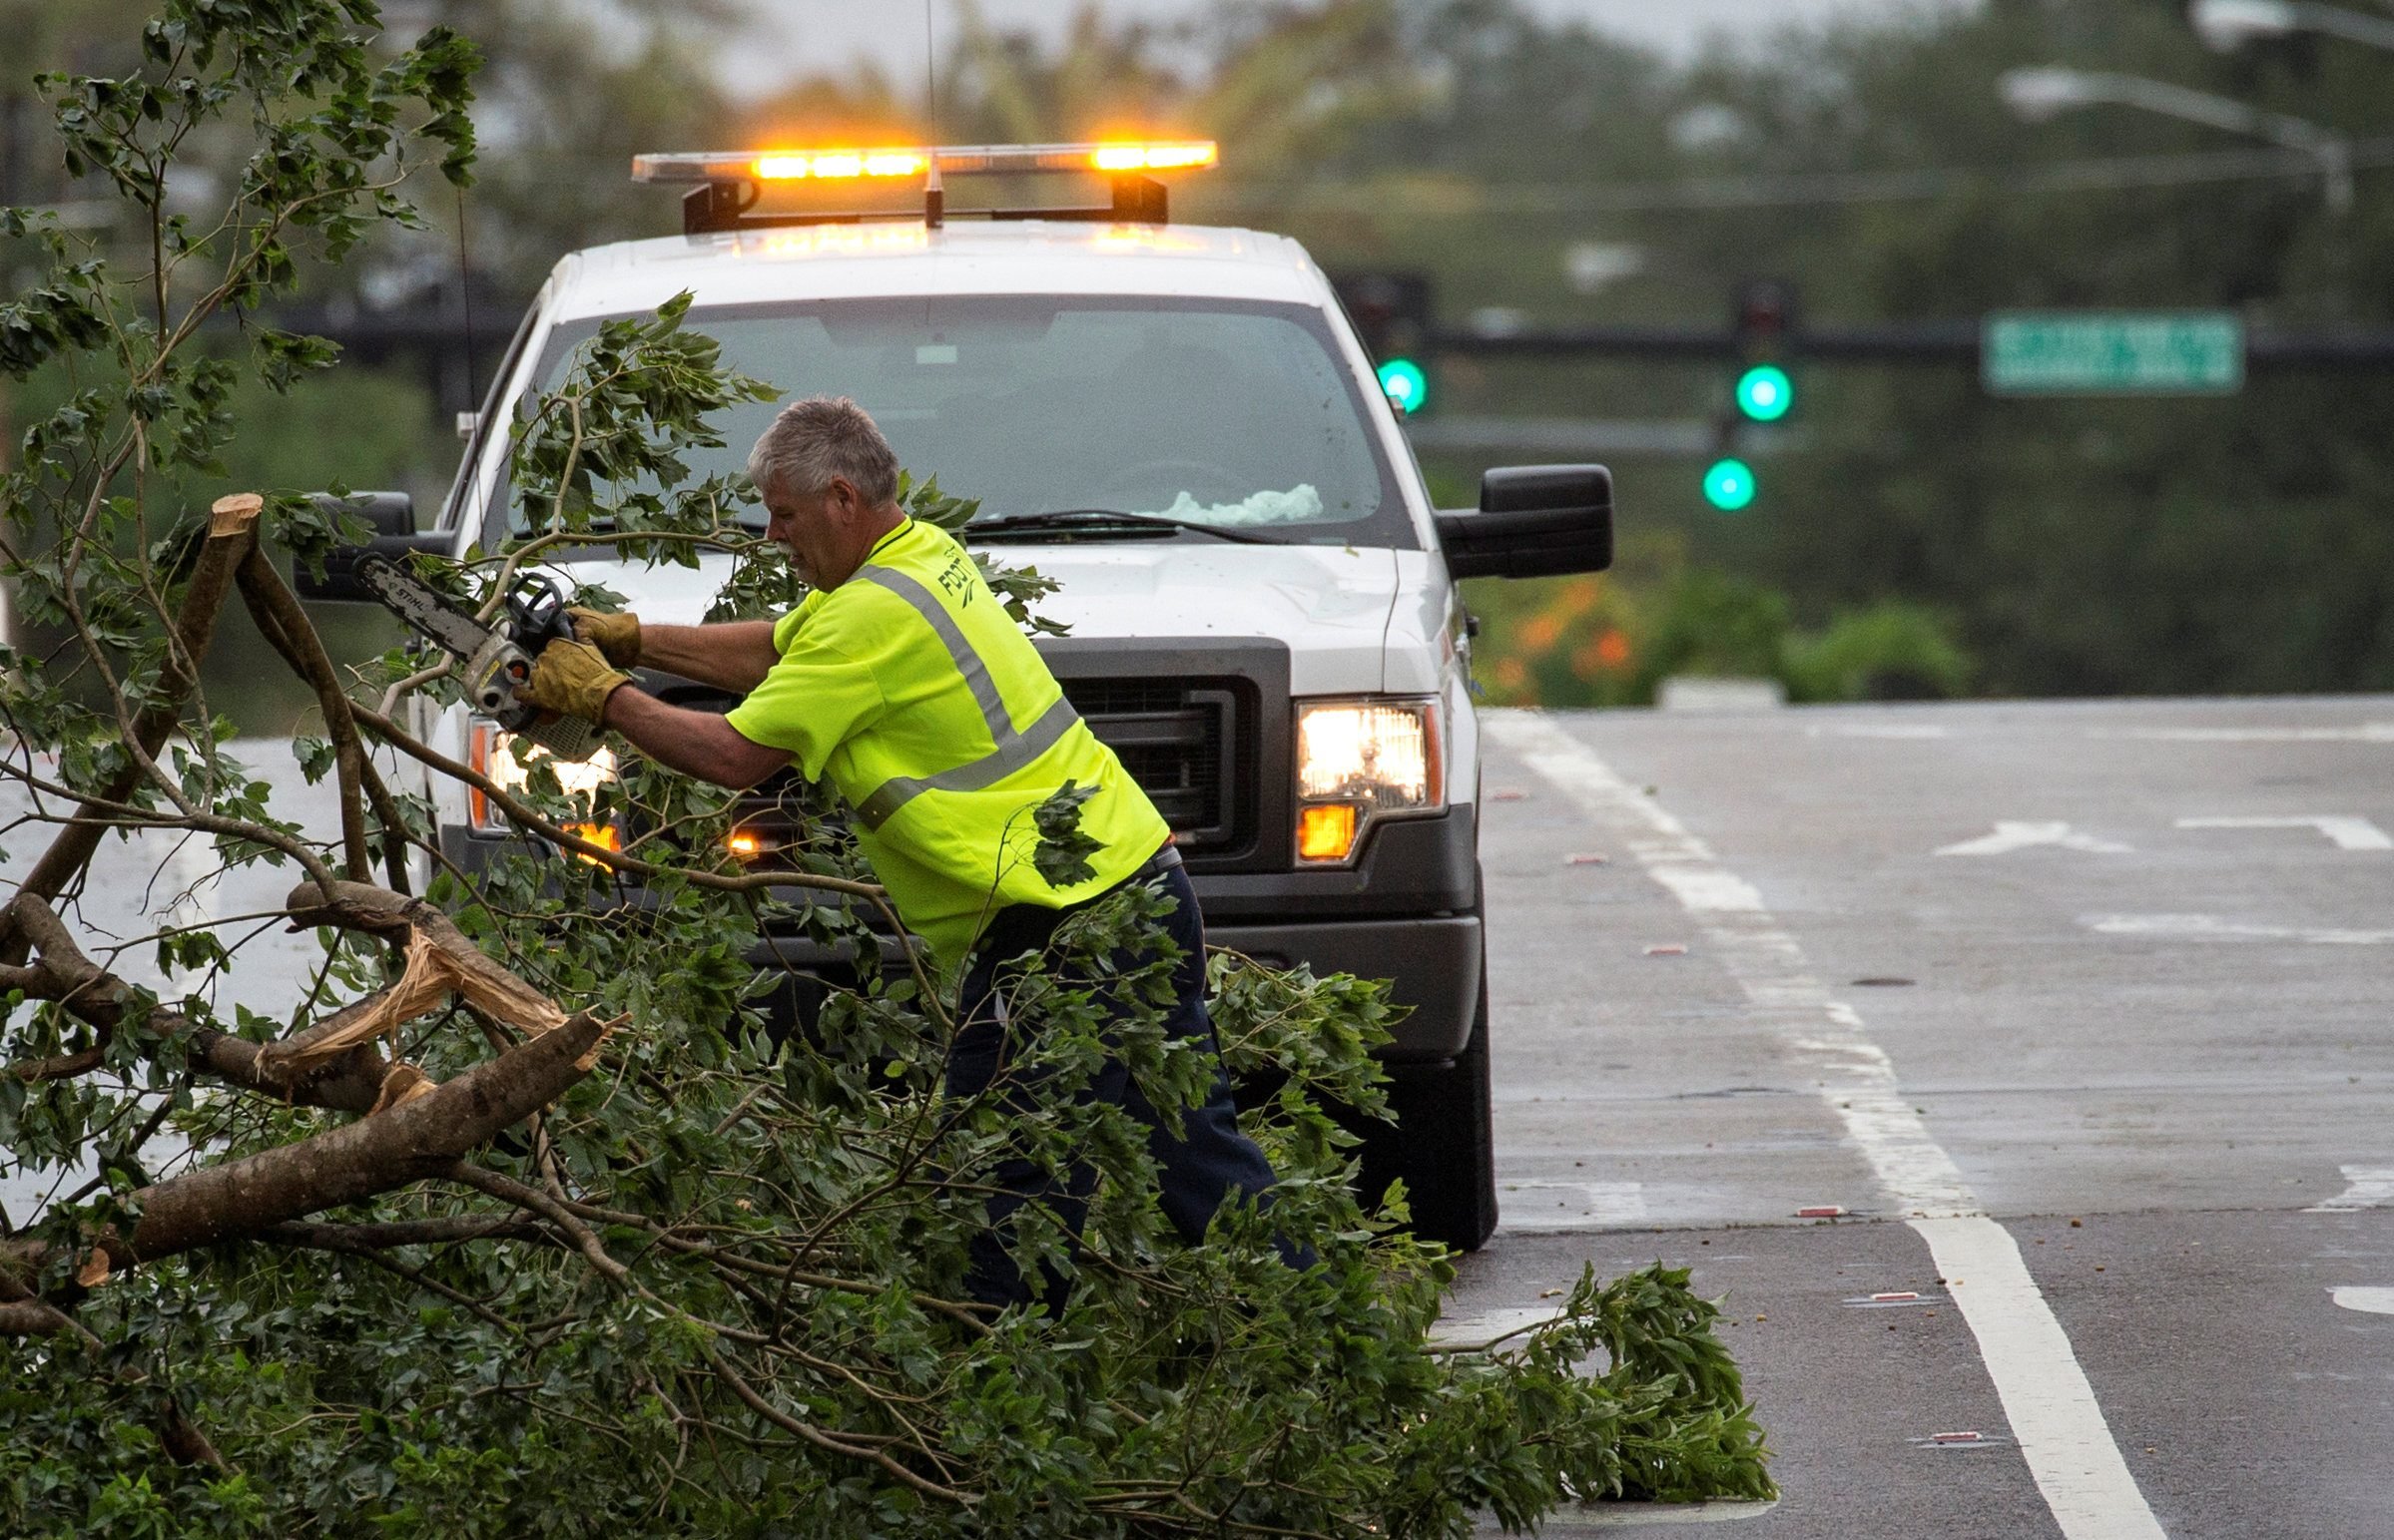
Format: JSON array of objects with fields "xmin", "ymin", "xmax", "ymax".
[{"xmin": 947, "ymin": 857, "xmax": 1281, "ymax": 1306}]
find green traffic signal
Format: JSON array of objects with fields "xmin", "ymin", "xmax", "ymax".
[
  {"xmin": 1703, "ymin": 457, "xmax": 1757, "ymax": 512},
  {"xmin": 1734, "ymin": 363, "xmax": 1792, "ymax": 422},
  {"xmin": 1377, "ymin": 357, "xmax": 1428, "ymax": 415}
]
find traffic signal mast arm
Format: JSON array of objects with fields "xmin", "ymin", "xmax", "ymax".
[{"xmin": 1422, "ymin": 318, "xmax": 2394, "ymax": 369}]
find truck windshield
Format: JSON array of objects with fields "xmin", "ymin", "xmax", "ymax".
[{"xmin": 515, "ymin": 295, "xmax": 1414, "ymax": 548}]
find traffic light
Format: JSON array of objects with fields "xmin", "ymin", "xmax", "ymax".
[
  {"xmin": 1702, "ymin": 457, "xmax": 1757, "ymax": 512},
  {"xmin": 1376, "ymin": 356, "xmax": 1429, "ymax": 415},
  {"xmin": 1703, "ymin": 278, "xmax": 1798, "ymax": 510},
  {"xmin": 1331, "ymin": 270, "xmax": 1435, "ymax": 415},
  {"xmin": 1734, "ymin": 363, "xmax": 1792, "ymax": 423}
]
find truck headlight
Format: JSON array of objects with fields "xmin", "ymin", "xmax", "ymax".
[
  {"xmin": 468, "ymin": 721, "xmax": 620, "ymax": 842},
  {"xmin": 1294, "ymin": 698, "xmax": 1444, "ymax": 863}
]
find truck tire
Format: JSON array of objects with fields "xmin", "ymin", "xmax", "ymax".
[{"xmin": 1367, "ymin": 962, "xmax": 1499, "ymax": 1252}]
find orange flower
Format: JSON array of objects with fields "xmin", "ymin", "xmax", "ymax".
[{"xmin": 1570, "ymin": 627, "xmax": 1634, "ymax": 680}]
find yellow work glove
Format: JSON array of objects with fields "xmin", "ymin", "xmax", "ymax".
[
  {"xmin": 518, "ymin": 638, "xmax": 632, "ymax": 724},
  {"xmin": 568, "ymin": 606, "xmax": 641, "ymax": 667}
]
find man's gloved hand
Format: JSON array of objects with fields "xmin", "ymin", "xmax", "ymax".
[
  {"xmin": 568, "ymin": 606, "xmax": 641, "ymax": 667},
  {"xmin": 518, "ymin": 639, "xmax": 632, "ymax": 724}
]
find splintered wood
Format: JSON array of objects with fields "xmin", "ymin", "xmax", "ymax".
[{"xmin": 260, "ymin": 921, "xmax": 574, "ymax": 1100}]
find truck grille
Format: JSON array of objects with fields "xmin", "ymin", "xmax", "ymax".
[
  {"xmin": 645, "ymin": 645, "xmax": 1282, "ymax": 867},
  {"xmin": 1059, "ymin": 678, "xmax": 1246, "ymax": 852}
]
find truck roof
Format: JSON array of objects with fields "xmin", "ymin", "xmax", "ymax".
[{"xmin": 544, "ymin": 222, "xmax": 1330, "ymax": 320}]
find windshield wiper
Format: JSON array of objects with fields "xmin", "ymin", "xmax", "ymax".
[{"xmin": 961, "ymin": 508, "xmax": 1279, "ymax": 546}]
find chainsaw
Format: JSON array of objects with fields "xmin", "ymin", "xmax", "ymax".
[{"xmin": 357, "ymin": 555, "xmax": 603, "ymax": 764}]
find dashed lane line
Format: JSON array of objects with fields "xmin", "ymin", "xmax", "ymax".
[
  {"xmin": 1488, "ymin": 710, "xmax": 2167, "ymax": 1540},
  {"xmin": 2175, "ymin": 814, "xmax": 2393, "ymax": 851},
  {"xmin": 2305, "ymin": 1166, "xmax": 2394, "ymax": 1213},
  {"xmin": 2111, "ymin": 723, "xmax": 2394, "ymax": 743},
  {"xmin": 2329, "ymin": 1286, "xmax": 2394, "ymax": 1315},
  {"xmin": 2083, "ymin": 913, "xmax": 2394, "ymax": 945}
]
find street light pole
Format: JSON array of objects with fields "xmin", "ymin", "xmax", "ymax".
[
  {"xmin": 1998, "ymin": 66, "xmax": 2353, "ymax": 215},
  {"xmin": 2191, "ymin": 0, "xmax": 2394, "ymax": 53}
]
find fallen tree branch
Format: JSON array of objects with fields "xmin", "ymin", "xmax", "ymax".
[
  {"xmin": 341, "ymin": 706, "xmax": 949, "ymax": 1017},
  {"xmin": 0, "ymin": 1298, "xmax": 101, "ymax": 1346},
  {"xmin": 3, "ymin": 494, "xmax": 263, "ymax": 962},
  {"xmin": 262, "ymin": 1215, "xmax": 544, "ymax": 1250},
  {"xmin": 343, "ymin": 703, "xmax": 884, "ymax": 902},
  {"xmin": 703, "ymin": 1344, "xmax": 980, "ymax": 1507},
  {"xmin": 1, "ymin": 893, "xmax": 390, "ymax": 1112},
  {"xmin": 261, "ymin": 880, "xmax": 567, "ymax": 1086},
  {"xmin": 235, "ymin": 544, "xmax": 405, "ymax": 887},
  {"xmin": 1, "ymin": 1010, "xmax": 614, "ymax": 1298}
]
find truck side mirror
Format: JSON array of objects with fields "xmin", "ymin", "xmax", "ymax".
[
  {"xmin": 292, "ymin": 492, "xmax": 450, "ymax": 602},
  {"xmin": 1432, "ymin": 464, "xmax": 1613, "ymax": 581}
]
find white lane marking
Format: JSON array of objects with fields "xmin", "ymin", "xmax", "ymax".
[
  {"xmin": 1489, "ymin": 711, "xmax": 2166, "ymax": 1540},
  {"xmin": 2329, "ymin": 1286, "xmax": 2394, "ymax": 1315},
  {"xmin": 1936, "ymin": 821, "xmax": 2133, "ymax": 856},
  {"xmin": 1499, "ymin": 1181, "xmax": 1649, "ymax": 1232},
  {"xmin": 2112, "ymin": 724, "xmax": 2394, "ymax": 743},
  {"xmin": 1911, "ymin": 1216, "xmax": 2168, "ymax": 1534},
  {"xmin": 2305, "ymin": 1167, "xmax": 2394, "ymax": 1213},
  {"xmin": 2175, "ymin": 814, "xmax": 2393, "ymax": 852},
  {"xmin": 2083, "ymin": 913, "xmax": 2394, "ymax": 945}
]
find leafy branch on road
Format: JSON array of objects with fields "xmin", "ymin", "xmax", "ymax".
[{"xmin": 0, "ymin": 4, "xmax": 1770, "ymax": 1533}]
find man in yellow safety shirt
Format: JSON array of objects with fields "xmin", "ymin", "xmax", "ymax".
[{"xmin": 517, "ymin": 395, "xmax": 1284, "ymax": 1304}]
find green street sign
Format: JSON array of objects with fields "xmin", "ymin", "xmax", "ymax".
[{"xmin": 1984, "ymin": 311, "xmax": 2244, "ymax": 396}]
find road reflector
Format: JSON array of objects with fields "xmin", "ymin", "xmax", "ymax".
[{"xmin": 1796, "ymin": 1205, "xmax": 1846, "ymax": 1219}]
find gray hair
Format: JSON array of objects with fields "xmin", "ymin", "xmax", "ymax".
[{"xmin": 747, "ymin": 396, "xmax": 900, "ymax": 507}]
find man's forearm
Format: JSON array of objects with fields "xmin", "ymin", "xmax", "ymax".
[
  {"xmin": 599, "ymin": 685, "xmax": 791, "ymax": 789},
  {"xmin": 633, "ymin": 620, "xmax": 780, "ymax": 693}
]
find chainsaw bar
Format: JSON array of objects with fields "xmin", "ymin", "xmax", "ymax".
[
  {"xmin": 358, "ymin": 555, "xmax": 602, "ymax": 764},
  {"xmin": 357, "ymin": 555, "xmax": 494, "ymax": 663}
]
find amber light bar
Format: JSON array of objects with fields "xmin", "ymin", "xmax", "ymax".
[{"xmin": 631, "ymin": 141, "xmax": 1218, "ymax": 186}]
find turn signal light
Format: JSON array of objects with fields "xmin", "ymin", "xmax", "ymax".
[
  {"xmin": 1297, "ymin": 803, "xmax": 1359, "ymax": 862},
  {"xmin": 725, "ymin": 829, "xmax": 774, "ymax": 860},
  {"xmin": 564, "ymin": 822, "xmax": 621, "ymax": 865}
]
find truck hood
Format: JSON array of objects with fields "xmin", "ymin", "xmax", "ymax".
[{"xmin": 564, "ymin": 541, "xmax": 1403, "ymax": 696}]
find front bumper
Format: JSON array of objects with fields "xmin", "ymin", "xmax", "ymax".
[{"xmin": 1205, "ymin": 912, "xmax": 1481, "ymax": 1062}]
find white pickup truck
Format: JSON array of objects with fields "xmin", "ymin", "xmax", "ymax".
[{"xmin": 303, "ymin": 143, "xmax": 1612, "ymax": 1249}]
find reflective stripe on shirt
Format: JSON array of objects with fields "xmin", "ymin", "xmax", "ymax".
[{"xmin": 848, "ymin": 563, "xmax": 1084, "ymax": 830}]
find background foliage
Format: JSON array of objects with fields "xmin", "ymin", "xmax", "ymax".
[{"xmin": 13, "ymin": 0, "xmax": 2385, "ymax": 714}]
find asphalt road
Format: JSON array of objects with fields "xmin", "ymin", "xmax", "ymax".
[{"xmin": 1463, "ymin": 698, "xmax": 2394, "ymax": 1539}]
